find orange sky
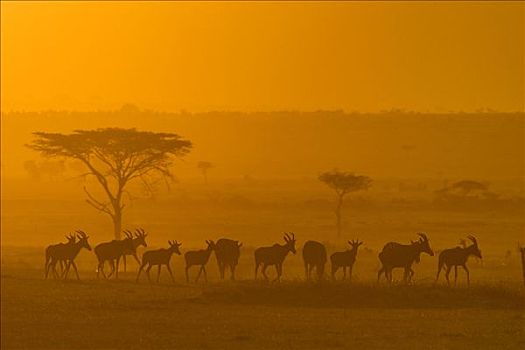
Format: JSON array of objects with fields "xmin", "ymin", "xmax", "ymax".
[{"xmin": 1, "ymin": 1, "xmax": 523, "ymax": 112}]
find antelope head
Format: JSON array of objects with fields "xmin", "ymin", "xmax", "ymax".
[
  {"xmin": 283, "ymin": 232, "xmax": 296, "ymax": 254},
  {"xmin": 168, "ymin": 240, "xmax": 182, "ymax": 255},
  {"xmin": 65, "ymin": 233, "xmax": 77, "ymax": 244},
  {"xmin": 206, "ymin": 240, "xmax": 216, "ymax": 251},
  {"xmin": 134, "ymin": 228, "xmax": 148, "ymax": 248},
  {"xmin": 467, "ymin": 235, "xmax": 482, "ymax": 259},
  {"xmin": 76, "ymin": 230, "xmax": 92, "ymax": 251},
  {"xmin": 348, "ymin": 239, "xmax": 363, "ymax": 251},
  {"xmin": 123, "ymin": 230, "xmax": 134, "ymax": 240},
  {"xmin": 122, "ymin": 230, "xmax": 136, "ymax": 250},
  {"xmin": 417, "ymin": 232, "xmax": 434, "ymax": 256}
]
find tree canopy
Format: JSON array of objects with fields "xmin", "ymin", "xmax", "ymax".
[
  {"xmin": 319, "ymin": 170, "xmax": 372, "ymax": 237},
  {"xmin": 319, "ymin": 171, "xmax": 372, "ymax": 196},
  {"xmin": 29, "ymin": 128, "xmax": 192, "ymax": 238}
]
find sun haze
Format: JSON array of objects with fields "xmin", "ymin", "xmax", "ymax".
[
  {"xmin": 1, "ymin": 1, "xmax": 523, "ymax": 112},
  {"xmin": 1, "ymin": 3, "xmax": 525, "ymax": 350}
]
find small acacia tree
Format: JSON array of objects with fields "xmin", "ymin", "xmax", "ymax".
[
  {"xmin": 319, "ymin": 170, "xmax": 372, "ymax": 237},
  {"xmin": 29, "ymin": 128, "xmax": 192, "ymax": 239},
  {"xmin": 197, "ymin": 161, "xmax": 214, "ymax": 184}
]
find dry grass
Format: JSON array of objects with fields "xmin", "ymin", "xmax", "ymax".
[{"xmin": 2, "ymin": 257, "xmax": 524, "ymax": 349}]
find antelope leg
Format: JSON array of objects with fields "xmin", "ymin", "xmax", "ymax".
[
  {"xmin": 136, "ymin": 263, "xmax": 146, "ymax": 283},
  {"xmin": 445, "ymin": 266, "xmax": 452, "ymax": 286},
  {"xmin": 115, "ymin": 257, "xmax": 121, "ymax": 279},
  {"xmin": 196, "ymin": 266, "xmax": 204, "ymax": 282},
  {"xmin": 71, "ymin": 261, "xmax": 80, "ymax": 280},
  {"xmin": 377, "ymin": 267, "xmax": 384, "ymax": 282},
  {"xmin": 166, "ymin": 264, "xmax": 175, "ymax": 283},
  {"xmin": 463, "ymin": 264, "xmax": 470, "ymax": 286},
  {"xmin": 146, "ymin": 264, "xmax": 152, "ymax": 283},
  {"xmin": 185, "ymin": 266, "xmax": 190, "ymax": 283},
  {"xmin": 122, "ymin": 255, "xmax": 126, "ymax": 273},
  {"xmin": 262, "ymin": 264, "xmax": 269, "ymax": 280},
  {"xmin": 107, "ymin": 260, "xmax": 115, "ymax": 278}
]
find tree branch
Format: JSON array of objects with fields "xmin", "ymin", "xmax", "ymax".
[
  {"xmin": 77, "ymin": 156, "xmax": 116, "ymax": 202},
  {"xmin": 83, "ymin": 186, "xmax": 114, "ymax": 216}
]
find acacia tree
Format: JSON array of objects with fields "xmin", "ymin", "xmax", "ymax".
[
  {"xmin": 319, "ymin": 170, "xmax": 372, "ymax": 238},
  {"xmin": 29, "ymin": 128, "xmax": 192, "ymax": 239}
]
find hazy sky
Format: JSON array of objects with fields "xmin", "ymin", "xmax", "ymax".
[{"xmin": 1, "ymin": 1, "xmax": 523, "ymax": 112}]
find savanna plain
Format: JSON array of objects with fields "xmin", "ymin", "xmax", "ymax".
[{"xmin": 2, "ymin": 111, "xmax": 525, "ymax": 349}]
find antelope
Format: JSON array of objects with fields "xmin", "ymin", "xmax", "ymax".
[
  {"xmin": 330, "ymin": 239, "xmax": 363, "ymax": 281},
  {"xmin": 436, "ymin": 235, "xmax": 482, "ymax": 286},
  {"xmin": 254, "ymin": 232, "xmax": 296, "ymax": 282},
  {"xmin": 214, "ymin": 238, "xmax": 242, "ymax": 280},
  {"xmin": 48, "ymin": 230, "xmax": 92, "ymax": 280},
  {"xmin": 184, "ymin": 240, "xmax": 215, "ymax": 283},
  {"xmin": 45, "ymin": 233, "xmax": 76, "ymax": 279},
  {"xmin": 94, "ymin": 231, "xmax": 135, "ymax": 279},
  {"xmin": 377, "ymin": 233, "xmax": 434, "ymax": 284},
  {"xmin": 119, "ymin": 228, "xmax": 148, "ymax": 272},
  {"xmin": 136, "ymin": 240, "xmax": 182, "ymax": 283},
  {"xmin": 302, "ymin": 240, "xmax": 327, "ymax": 281}
]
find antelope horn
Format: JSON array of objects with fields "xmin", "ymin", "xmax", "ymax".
[
  {"xmin": 417, "ymin": 232, "xmax": 428, "ymax": 241},
  {"xmin": 291, "ymin": 232, "xmax": 295, "ymax": 240},
  {"xmin": 467, "ymin": 235, "xmax": 478, "ymax": 245}
]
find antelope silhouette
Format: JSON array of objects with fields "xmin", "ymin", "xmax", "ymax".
[
  {"xmin": 378, "ymin": 233, "xmax": 434, "ymax": 284},
  {"xmin": 136, "ymin": 240, "xmax": 182, "ymax": 283},
  {"xmin": 330, "ymin": 239, "xmax": 363, "ymax": 281},
  {"xmin": 120, "ymin": 228, "xmax": 148, "ymax": 272},
  {"xmin": 184, "ymin": 240, "xmax": 215, "ymax": 283},
  {"xmin": 214, "ymin": 238, "xmax": 242, "ymax": 280},
  {"xmin": 48, "ymin": 230, "xmax": 92, "ymax": 280},
  {"xmin": 436, "ymin": 235, "xmax": 482, "ymax": 286},
  {"xmin": 254, "ymin": 232, "xmax": 296, "ymax": 282},
  {"xmin": 45, "ymin": 233, "xmax": 76, "ymax": 279},
  {"xmin": 302, "ymin": 240, "xmax": 327, "ymax": 281},
  {"xmin": 94, "ymin": 231, "xmax": 135, "ymax": 279}
]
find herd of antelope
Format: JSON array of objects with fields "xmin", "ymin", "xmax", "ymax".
[{"xmin": 44, "ymin": 229, "xmax": 493, "ymax": 286}]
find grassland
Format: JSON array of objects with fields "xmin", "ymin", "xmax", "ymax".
[
  {"xmin": 2, "ymin": 174, "xmax": 524, "ymax": 349},
  {"xmin": 2, "ymin": 247, "xmax": 524, "ymax": 350}
]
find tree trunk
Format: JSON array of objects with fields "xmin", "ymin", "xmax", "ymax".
[
  {"xmin": 113, "ymin": 209, "xmax": 122, "ymax": 240},
  {"xmin": 335, "ymin": 195, "xmax": 344, "ymax": 238}
]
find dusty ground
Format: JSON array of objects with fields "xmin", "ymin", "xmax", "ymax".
[
  {"xmin": 2, "ymin": 258, "xmax": 524, "ymax": 350},
  {"xmin": 2, "ymin": 176, "xmax": 524, "ymax": 349}
]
